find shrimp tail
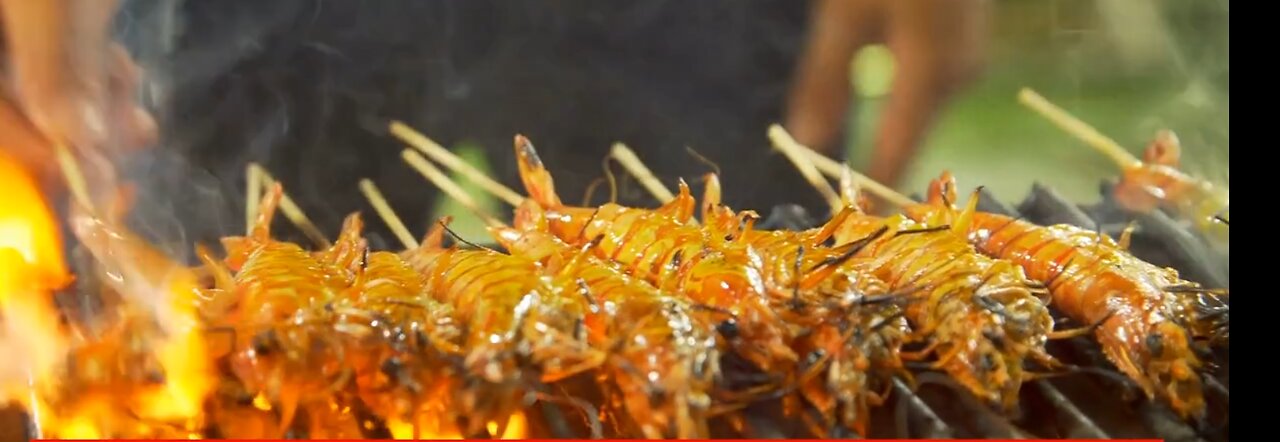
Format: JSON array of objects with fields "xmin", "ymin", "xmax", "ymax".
[
  {"xmin": 813, "ymin": 205, "xmax": 856, "ymax": 246},
  {"xmin": 952, "ymin": 186, "xmax": 982, "ymax": 237},
  {"xmin": 513, "ymin": 198, "xmax": 551, "ymax": 232},
  {"xmin": 514, "ymin": 134, "xmax": 564, "ymax": 207},
  {"xmin": 223, "ymin": 183, "xmax": 285, "ymax": 269},
  {"xmin": 927, "ymin": 171, "xmax": 960, "ymax": 209},
  {"xmin": 420, "ymin": 216, "xmax": 454, "ymax": 250},
  {"xmin": 658, "ymin": 178, "xmax": 698, "ymax": 222},
  {"xmin": 1144, "ymin": 129, "xmax": 1182, "ymax": 167},
  {"xmin": 701, "ymin": 172, "xmax": 722, "ymax": 220},
  {"xmin": 322, "ymin": 213, "xmax": 368, "ymax": 272}
]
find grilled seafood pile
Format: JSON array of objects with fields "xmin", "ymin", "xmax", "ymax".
[{"xmin": 8, "ymin": 122, "xmax": 1226, "ymax": 440}]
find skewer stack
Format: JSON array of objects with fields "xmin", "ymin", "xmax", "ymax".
[{"xmin": 0, "ymin": 90, "xmax": 1226, "ymax": 441}]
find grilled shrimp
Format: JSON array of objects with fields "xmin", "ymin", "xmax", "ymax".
[
  {"xmin": 699, "ymin": 173, "xmax": 908, "ymax": 434},
  {"xmin": 399, "ymin": 216, "xmax": 605, "ymax": 436},
  {"xmin": 205, "ymin": 184, "xmax": 357, "ymax": 434},
  {"xmin": 340, "ymin": 245, "xmax": 465, "ymax": 438},
  {"xmin": 820, "ymin": 177, "xmax": 1058, "ymax": 412},
  {"xmin": 511, "ymin": 135, "xmax": 798, "ymax": 378},
  {"xmin": 904, "ymin": 171, "xmax": 1228, "ymax": 419},
  {"xmin": 1111, "ymin": 130, "xmax": 1228, "ymax": 251},
  {"xmin": 493, "ymin": 206, "xmax": 720, "ymax": 438}
]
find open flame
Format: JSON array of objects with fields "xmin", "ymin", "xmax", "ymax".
[
  {"xmin": 1, "ymin": 146, "xmax": 530, "ymax": 439},
  {"xmin": 0, "ymin": 150, "xmax": 72, "ymax": 434},
  {"xmin": 0, "ymin": 147, "xmax": 212, "ymax": 438},
  {"xmin": 386, "ymin": 412, "xmax": 527, "ymax": 440}
]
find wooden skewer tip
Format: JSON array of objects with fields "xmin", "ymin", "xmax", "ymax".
[
  {"xmin": 358, "ymin": 178, "xmax": 419, "ymax": 249},
  {"xmin": 400, "ymin": 149, "xmax": 506, "ymax": 229}
]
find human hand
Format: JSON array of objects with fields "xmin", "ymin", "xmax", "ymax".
[
  {"xmin": 785, "ymin": 0, "xmax": 988, "ymax": 189},
  {"xmin": 0, "ymin": 0, "xmax": 155, "ymax": 190}
]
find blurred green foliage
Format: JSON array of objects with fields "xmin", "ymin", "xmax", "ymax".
[{"xmin": 426, "ymin": 143, "xmax": 504, "ymax": 242}]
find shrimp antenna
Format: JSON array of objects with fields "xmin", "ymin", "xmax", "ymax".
[
  {"xmin": 601, "ymin": 155, "xmax": 619, "ymax": 204},
  {"xmin": 580, "ymin": 177, "xmax": 606, "ymax": 206},
  {"xmin": 389, "ymin": 120, "xmax": 525, "ymax": 207},
  {"xmin": 358, "ymin": 178, "xmax": 419, "ymax": 249},
  {"xmin": 685, "ymin": 146, "xmax": 722, "ymax": 177},
  {"xmin": 1017, "ymin": 88, "xmax": 1142, "ymax": 170},
  {"xmin": 610, "ymin": 142, "xmax": 675, "ymax": 204},
  {"xmin": 1213, "ymin": 208, "xmax": 1229, "ymax": 226},
  {"xmin": 248, "ymin": 163, "xmax": 332, "ymax": 248},
  {"xmin": 437, "ymin": 220, "xmax": 492, "ymax": 252},
  {"xmin": 605, "ymin": 144, "xmax": 702, "ymax": 226},
  {"xmin": 53, "ymin": 143, "xmax": 94, "ymax": 212},
  {"xmin": 579, "ymin": 157, "xmax": 620, "ymax": 206}
]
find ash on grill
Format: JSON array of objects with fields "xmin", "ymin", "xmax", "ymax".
[{"xmin": 0, "ymin": 179, "xmax": 1228, "ymax": 441}]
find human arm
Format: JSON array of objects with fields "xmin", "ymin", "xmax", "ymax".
[
  {"xmin": 0, "ymin": 0, "xmax": 154, "ymax": 186},
  {"xmin": 785, "ymin": 0, "xmax": 989, "ymax": 189}
]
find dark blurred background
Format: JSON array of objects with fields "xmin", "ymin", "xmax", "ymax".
[{"xmin": 107, "ymin": 0, "xmax": 1228, "ymax": 252}]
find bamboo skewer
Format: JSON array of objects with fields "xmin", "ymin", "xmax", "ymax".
[
  {"xmin": 387, "ymin": 123, "xmax": 531, "ymax": 226},
  {"xmin": 53, "ymin": 143, "xmax": 94, "ymax": 212},
  {"xmin": 769, "ymin": 124, "xmax": 917, "ymax": 209},
  {"xmin": 602, "ymin": 143, "xmax": 706, "ymax": 226},
  {"xmin": 389, "ymin": 120, "xmax": 525, "ymax": 207},
  {"xmin": 1017, "ymin": 88, "xmax": 1141, "ymax": 169},
  {"xmin": 246, "ymin": 163, "xmax": 332, "ymax": 248},
  {"xmin": 797, "ymin": 147, "xmax": 916, "ymax": 209},
  {"xmin": 767, "ymin": 125, "xmax": 844, "ymax": 214},
  {"xmin": 245, "ymin": 164, "xmax": 262, "ymax": 235},
  {"xmin": 401, "ymin": 149, "xmax": 505, "ymax": 229},
  {"xmin": 386, "ymin": 120, "xmax": 920, "ymax": 215},
  {"xmin": 358, "ymin": 178, "xmax": 419, "ymax": 249},
  {"xmin": 609, "ymin": 143, "xmax": 675, "ymax": 204}
]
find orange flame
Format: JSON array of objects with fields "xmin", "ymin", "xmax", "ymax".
[
  {"xmin": 1, "ymin": 147, "xmax": 212, "ymax": 437},
  {"xmin": 0, "ymin": 151, "xmax": 71, "ymax": 430},
  {"xmin": 387, "ymin": 412, "xmax": 527, "ymax": 440},
  {"xmin": 63, "ymin": 189, "xmax": 214, "ymax": 434}
]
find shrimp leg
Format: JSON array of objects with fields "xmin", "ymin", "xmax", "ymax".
[{"xmin": 1048, "ymin": 310, "xmax": 1116, "ymax": 340}]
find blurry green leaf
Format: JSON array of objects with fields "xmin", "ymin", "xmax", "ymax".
[{"xmin": 428, "ymin": 142, "xmax": 502, "ymax": 244}]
